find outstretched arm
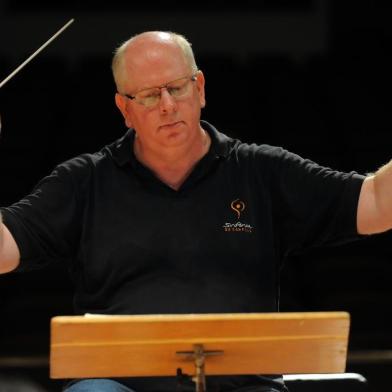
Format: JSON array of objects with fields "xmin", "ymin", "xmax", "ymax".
[
  {"xmin": 0, "ymin": 213, "xmax": 20, "ymax": 273},
  {"xmin": 357, "ymin": 160, "xmax": 392, "ymax": 234}
]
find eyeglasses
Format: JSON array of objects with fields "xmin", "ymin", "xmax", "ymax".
[{"xmin": 123, "ymin": 72, "xmax": 198, "ymax": 108}]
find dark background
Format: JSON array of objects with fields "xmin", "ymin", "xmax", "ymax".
[{"xmin": 0, "ymin": 1, "xmax": 392, "ymax": 391}]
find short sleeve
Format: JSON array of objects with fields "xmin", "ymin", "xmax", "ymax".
[
  {"xmin": 268, "ymin": 148, "xmax": 365, "ymax": 255},
  {"xmin": 1, "ymin": 157, "xmax": 88, "ymax": 271}
]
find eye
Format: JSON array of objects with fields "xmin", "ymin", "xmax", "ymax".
[
  {"xmin": 143, "ymin": 95, "xmax": 160, "ymax": 107},
  {"xmin": 167, "ymin": 86, "xmax": 183, "ymax": 96},
  {"xmin": 138, "ymin": 88, "xmax": 160, "ymax": 99},
  {"xmin": 167, "ymin": 80, "xmax": 188, "ymax": 97}
]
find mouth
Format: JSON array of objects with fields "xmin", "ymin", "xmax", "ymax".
[{"xmin": 159, "ymin": 121, "xmax": 183, "ymax": 130}]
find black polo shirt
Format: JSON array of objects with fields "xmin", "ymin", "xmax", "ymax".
[{"xmin": 1, "ymin": 120, "xmax": 364, "ymax": 391}]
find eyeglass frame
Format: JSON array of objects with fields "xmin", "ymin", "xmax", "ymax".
[{"xmin": 121, "ymin": 71, "xmax": 200, "ymax": 108}]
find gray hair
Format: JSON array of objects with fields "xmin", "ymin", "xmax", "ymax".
[{"xmin": 112, "ymin": 31, "xmax": 198, "ymax": 93}]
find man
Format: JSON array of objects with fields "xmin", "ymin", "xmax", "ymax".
[{"xmin": 0, "ymin": 31, "xmax": 391, "ymax": 392}]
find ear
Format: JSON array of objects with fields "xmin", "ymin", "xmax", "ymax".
[
  {"xmin": 195, "ymin": 71, "xmax": 206, "ymax": 108},
  {"xmin": 115, "ymin": 93, "xmax": 133, "ymax": 128}
]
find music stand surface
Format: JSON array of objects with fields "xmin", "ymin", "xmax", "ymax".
[{"xmin": 50, "ymin": 312, "xmax": 350, "ymax": 386}]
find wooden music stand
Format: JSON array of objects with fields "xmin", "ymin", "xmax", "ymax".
[{"xmin": 50, "ymin": 312, "xmax": 350, "ymax": 392}]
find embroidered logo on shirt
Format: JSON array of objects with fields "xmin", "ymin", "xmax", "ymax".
[
  {"xmin": 223, "ymin": 199, "xmax": 253, "ymax": 233},
  {"xmin": 230, "ymin": 199, "xmax": 245, "ymax": 219}
]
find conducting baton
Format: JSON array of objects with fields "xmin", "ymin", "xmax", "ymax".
[{"xmin": 0, "ymin": 18, "xmax": 75, "ymax": 89}]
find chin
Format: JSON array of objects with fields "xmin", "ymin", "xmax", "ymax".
[{"xmin": 163, "ymin": 130, "xmax": 192, "ymax": 147}]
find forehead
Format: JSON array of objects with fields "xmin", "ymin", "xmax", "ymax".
[{"xmin": 123, "ymin": 38, "xmax": 190, "ymax": 90}]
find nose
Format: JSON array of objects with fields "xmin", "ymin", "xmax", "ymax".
[{"xmin": 159, "ymin": 88, "xmax": 177, "ymax": 114}]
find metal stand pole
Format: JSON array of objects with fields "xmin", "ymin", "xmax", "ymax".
[
  {"xmin": 192, "ymin": 345, "xmax": 206, "ymax": 392},
  {"xmin": 176, "ymin": 344, "xmax": 223, "ymax": 392}
]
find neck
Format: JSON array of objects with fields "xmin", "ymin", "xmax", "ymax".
[{"xmin": 134, "ymin": 127, "xmax": 211, "ymax": 190}]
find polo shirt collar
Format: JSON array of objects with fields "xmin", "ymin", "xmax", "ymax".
[
  {"xmin": 202, "ymin": 120, "xmax": 231, "ymax": 159},
  {"xmin": 110, "ymin": 120, "xmax": 232, "ymax": 167}
]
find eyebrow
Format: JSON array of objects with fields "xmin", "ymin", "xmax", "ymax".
[{"xmin": 134, "ymin": 75, "xmax": 189, "ymax": 94}]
